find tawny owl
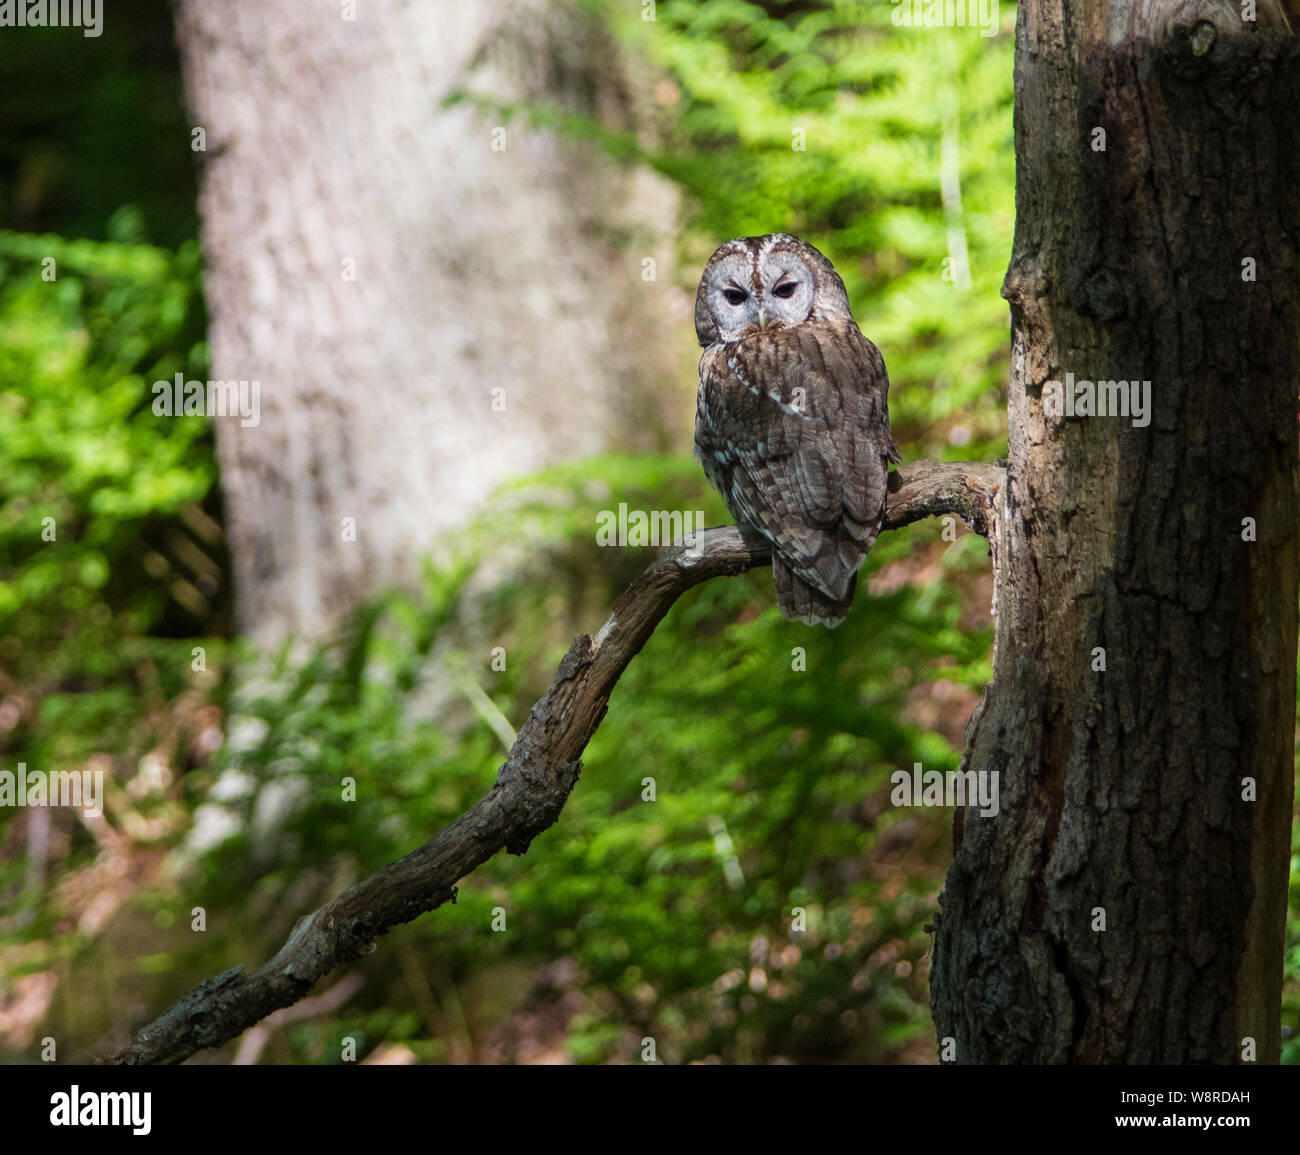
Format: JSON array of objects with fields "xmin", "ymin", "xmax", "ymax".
[{"xmin": 694, "ymin": 234, "xmax": 901, "ymax": 627}]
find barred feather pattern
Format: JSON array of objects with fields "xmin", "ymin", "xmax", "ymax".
[{"xmin": 695, "ymin": 310, "xmax": 900, "ymax": 628}]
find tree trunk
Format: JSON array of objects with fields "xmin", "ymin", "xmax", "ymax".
[
  {"xmin": 173, "ymin": 0, "xmax": 680, "ymax": 648},
  {"xmin": 931, "ymin": 3, "xmax": 1299, "ymax": 1063}
]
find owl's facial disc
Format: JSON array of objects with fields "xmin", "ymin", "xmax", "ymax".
[
  {"xmin": 756, "ymin": 254, "xmax": 815, "ymax": 330},
  {"xmin": 700, "ymin": 252, "xmax": 762, "ymax": 342},
  {"xmin": 696, "ymin": 236, "xmax": 848, "ymax": 345}
]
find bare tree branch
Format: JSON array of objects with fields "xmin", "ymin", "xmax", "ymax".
[
  {"xmin": 231, "ymin": 973, "xmax": 366, "ymax": 1065},
  {"xmin": 105, "ymin": 458, "xmax": 1003, "ymax": 1065}
]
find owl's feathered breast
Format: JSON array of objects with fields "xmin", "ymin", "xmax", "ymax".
[{"xmin": 695, "ymin": 319, "xmax": 900, "ymax": 604}]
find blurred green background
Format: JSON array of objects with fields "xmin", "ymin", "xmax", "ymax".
[{"xmin": 0, "ymin": 0, "xmax": 1295, "ymax": 1064}]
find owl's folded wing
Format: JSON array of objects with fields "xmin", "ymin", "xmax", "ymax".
[{"xmin": 696, "ymin": 323, "xmax": 896, "ymax": 603}]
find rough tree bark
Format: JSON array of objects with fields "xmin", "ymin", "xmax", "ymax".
[
  {"xmin": 930, "ymin": 2, "xmax": 1300, "ymax": 1063},
  {"xmin": 105, "ymin": 461, "xmax": 1003, "ymax": 1064},
  {"xmin": 172, "ymin": 0, "xmax": 681, "ymax": 649}
]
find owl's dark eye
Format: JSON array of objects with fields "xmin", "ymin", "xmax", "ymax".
[
  {"xmin": 722, "ymin": 288, "xmax": 747, "ymax": 306},
  {"xmin": 772, "ymin": 282, "xmax": 798, "ymax": 299}
]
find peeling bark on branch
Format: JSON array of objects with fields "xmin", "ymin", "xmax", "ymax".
[{"xmin": 106, "ymin": 458, "xmax": 1001, "ymax": 1065}]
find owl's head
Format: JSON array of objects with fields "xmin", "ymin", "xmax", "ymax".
[{"xmin": 694, "ymin": 233, "xmax": 852, "ymax": 347}]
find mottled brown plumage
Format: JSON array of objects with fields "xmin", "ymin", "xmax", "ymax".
[{"xmin": 694, "ymin": 234, "xmax": 900, "ymax": 626}]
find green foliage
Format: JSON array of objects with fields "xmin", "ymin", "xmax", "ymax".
[
  {"xmin": 4, "ymin": 0, "xmax": 1296, "ymax": 1066},
  {"xmin": 0, "ymin": 226, "xmax": 223, "ymax": 941},
  {"xmin": 193, "ymin": 455, "xmax": 989, "ymax": 1061},
  {"xmin": 0, "ymin": 226, "xmax": 217, "ymax": 717},
  {"xmin": 454, "ymin": 1, "xmax": 1018, "ymax": 459},
  {"xmin": 618, "ymin": 0, "xmax": 1017, "ymax": 460}
]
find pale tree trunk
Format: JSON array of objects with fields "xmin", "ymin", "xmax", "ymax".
[
  {"xmin": 173, "ymin": 0, "xmax": 680, "ymax": 649},
  {"xmin": 931, "ymin": 3, "xmax": 1299, "ymax": 1062}
]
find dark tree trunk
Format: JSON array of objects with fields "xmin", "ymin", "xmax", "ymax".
[{"xmin": 931, "ymin": 3, "xmax": 1300, "ymax": 1063}]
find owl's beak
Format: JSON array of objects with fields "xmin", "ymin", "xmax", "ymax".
[{"xmin": 756, "ymin": 306, "xmax": 769, "ymax": 329}]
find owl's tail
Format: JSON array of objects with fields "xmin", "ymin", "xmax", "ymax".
[{"xmin": 772, "ymin": 558, "xmax": 856, "ymax": 628}]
